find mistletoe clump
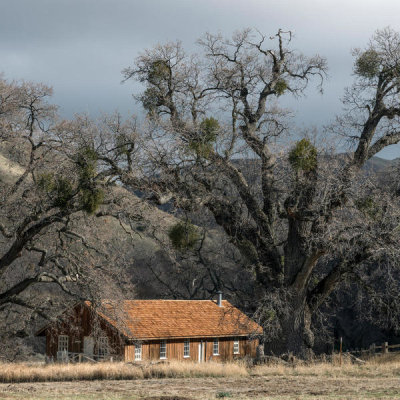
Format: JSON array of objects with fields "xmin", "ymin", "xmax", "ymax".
[
  {"xmin": 37, "ymin": 173, "xmax": 74, "ymax": 210},
  {"xmin": 355, "ymin": 50, "xmax": 381, "ymax": 78},
  {"xmin": 288, "ymin": 138, "xmax": 317, "ymax": 172},
  {"xmin": 274, "ymin": 79, "xmax": 288, "ymax": 96},
  {"xmin": 168, "ymin": 220, "xmax": 200, "ymax": 251},
  {"xmin": 188, "ymin": 117, "xmax": 219, "ymax": 158}
]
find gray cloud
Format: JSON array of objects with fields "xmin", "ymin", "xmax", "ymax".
[{"xmin": 1, "ymin": 0, "xmax": 400, "ymax": 158}]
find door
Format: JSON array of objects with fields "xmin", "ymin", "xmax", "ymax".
[
  {"xmin": 198, "ymin": 340, "xmax": 205, "ymax": 362},
  {"xmin": 83, "ymin": 336, "xmax": 94, "ymax": 356}
]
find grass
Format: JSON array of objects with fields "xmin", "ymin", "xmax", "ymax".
[
  {"xmin": 2, "ymin": 354, "xmax": 400, "ymax": 383},
  {"xmin": 0, "ymin": 360, "xmax": 247, "ymax": 383},
  {"xmin": 252, "ymin": 353, "xmax": 400, "ymax": 378},
  {"xmin": 2, "ymin": 355, "xmax": 400, "ymax": 399}
]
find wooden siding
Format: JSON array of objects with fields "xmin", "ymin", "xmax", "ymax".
[
  {"xmin": 124, "ymin": 337, "xmax": 259, "ymax": 362},
  {"xmin": 42, "ymin": 303, "xmax": 126, "ymax": 359},
  {"xmin": 39, "ymin": 302, "xmax": 260, "ymax": 362}
]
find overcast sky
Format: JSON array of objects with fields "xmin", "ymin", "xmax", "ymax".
[{"xmin": 1, "ymin": 0, "xmax": 400, "ymax": 158}]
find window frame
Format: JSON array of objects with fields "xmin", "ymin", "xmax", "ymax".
[
  {"xmin": 183, "ymin": 339, "xmax": 190, "ymax": 358},
  {"xmin": 160, "ymin": 340, "xmax": 167, "ymax": 359},
  {"xmin": 97, "ymin": 336, "xmax": 109, "ymax": 357},
  {"xmin": 135, "ymin": 342, "xmax": 142, "ymax": 361},
  {"xmin": 233, "ymin": 337, "xmax": 240, "ymax": 354},
  {"xmin": 213, "ymin": 338, "xmax": 219, "ymax": 356},
  {"xmin": 58, "ymin": 335, "xmax": 69, "ymax": 353}
]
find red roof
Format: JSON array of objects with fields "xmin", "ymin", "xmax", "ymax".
[{"xmin": 86, "ymin": 300, "xmax": 262, "ymax": 340}]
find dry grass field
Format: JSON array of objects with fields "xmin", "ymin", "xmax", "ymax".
[{"xmin": 1, "ymin": 355, "xmax": 400, "ymax": 399}]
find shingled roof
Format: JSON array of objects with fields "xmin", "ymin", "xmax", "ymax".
[{"xmin": 86, "ymin": 300, "xmax": 262, "ymax": 340}]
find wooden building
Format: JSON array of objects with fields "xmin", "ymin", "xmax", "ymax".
[{"xmin": 36, "ymin": 298, "xmax": 262, "ymax": 362}]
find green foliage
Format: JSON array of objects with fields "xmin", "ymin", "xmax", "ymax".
[
  {"xmin": 355, "ymin": 196, "xmax": 380, "ymax": 219},
  {"xmin": 37, "ymin": 173, "xmax": 73, "ymax": 209},
  {"xmin": 147, "ymin": 60, "xmax": 170, "ymax": 85},
  {"xmin": 216, "ymin": 392, "xmax": 232, "ymax": 398},
  {"xmin": 288, "ymin": 138, "xmax": 317, "ymax": 173},
  {"xmin": 355, "ymin": 50, "xmax": 381, "ymax": 78},
  {"xmin": 264, "ymin": 309, "xmax": 277, "ymax": 321},
  {"xmin": 80, "ymin": 187, "xmax": 104, "ymax": 215},
  {"xmin": 37, "ymin": 172, "xmax": 55, "ymax": 192},
  {"xmin": 188, "ymin": 117, "xmax": 219, "ymax": 158},
  {"xmin": 76, "ymin": 147, "xmax": 98, "ymax": 182},
  {"xmin": 76, "ymin": 147, "xmax": 104, "ymax": 214},
  {"xmin": 168, "ymin": 221, "xmax": 200, "ymax": 251},
  {"xmin": 37, "ymin": 147, "xmax": 104, "ymax": 215},
  {"xmin": 199, "ymin": 117, "xmax": 219, "ymax": 140},
  {"xmin": 141, "ymin": 87, "xmax": 163, "ymax": 113},
  {"xmin": 274, "ymin": 79, "xmax": 288, "ymax": 96},
  {"xmin": 52, "ymin": 178, "xmax": 74, "ymax": 209}
]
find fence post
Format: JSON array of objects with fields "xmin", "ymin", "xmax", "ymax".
[
  {"xmin": 370, "ymin": 343, "xmax": 375, "ymax": 357},
  {"xmin": 382, "ymin": 342, "xmax": 389, "ymax": 354},
  {"xmin": 78, "ymin": 353, "xmax": 82, "ymax": 363},
  {"xmin": 339, "ymin": 337, "xmax": 342, "ymax": 366}
]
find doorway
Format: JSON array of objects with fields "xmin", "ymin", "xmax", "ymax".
[
  {"xmin": 83, "ymin": 336, "xmax": 94, "ymax": 356},
  {"xmin": 198, "ymin": 340, "xmax": 205, "ymax": 362}
]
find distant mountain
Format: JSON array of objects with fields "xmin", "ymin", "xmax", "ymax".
[{"xmin": 363, "ymin": 156, "xmax": 398, "ymax": 173}]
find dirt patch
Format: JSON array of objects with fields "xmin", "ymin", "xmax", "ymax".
[
  {"xmin": 143, "ymin": 397, "xmax": 192, "ymax": 400},
  {"xmin": 1, "ymin": 375, "xmax": 400, "ymax": 399}
]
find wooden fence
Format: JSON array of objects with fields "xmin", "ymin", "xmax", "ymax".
[{"xmin": 346, "ymin": 342, "xmax": 400, "ymax": 356}]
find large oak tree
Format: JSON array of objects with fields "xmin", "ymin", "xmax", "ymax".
[{"xmin": 111, "ymin": 28, "xmax": 400, "ymax": 356}]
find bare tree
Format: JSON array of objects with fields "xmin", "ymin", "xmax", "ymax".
[
  {"xmin": 109, "ymin": 28, "xmax": 400, "ymax": 356},
  {"xmin": 0, "ymin": 78, "xmax": 140, "ymax": 334}
]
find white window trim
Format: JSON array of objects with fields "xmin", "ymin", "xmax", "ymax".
[
  {"xmin": 58, "ymin": 335, "xmax": 69, "ymax": 352},
  {"xmin": 183, "ymin": 339, "xmax": 190, "ymax": 358},
  {"xmin": 98, "ymin": 336, "xmax": 109, "ymax": 357},
  {"xmin": 233, "ymin": 338, "xmax": 240, "ymax": 354},
  {"xmin": 160, "ymin": 340, "xmax": 167, "ymax": 359},
  {"xmin": 135, "ymin": 343, "xmax": 142, "ymax": 361},
  {"xmin": 213, "ymin": 338, "xmax": 219, "ymax": 356}
]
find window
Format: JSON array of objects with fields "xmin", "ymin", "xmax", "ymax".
[
  {"xmin": 213, "ymin": 339, "xmax": 219, "ymax": 355},
  {"xmin": 160, "ymin": 340, "xmax": 167, "ymax": 359},
  {"xmin": 98, "ymin": 337, "xmax": 109, "ymax": 357},
  {"xmin": 58, "ymin": 335, "xmax": 68, "ymax": 352},
  {"xmin": 135, "ymin": 343, "xmax": 142, "ymax": 361},
  {"xmin": 183, "ymin": 339, "xmax": 190, "ymax": 358},
  {"xmin": 233, "ymin": 338, "xmax": 240, "ymax": 354}
]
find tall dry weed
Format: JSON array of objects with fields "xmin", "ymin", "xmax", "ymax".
[
  {"xmin": 2, "ymin": 354, "xmax": 400, "ymax": 383},
  {"xmin": 0, "ymin": 360, "xmax": 247, "ymax": 383}
]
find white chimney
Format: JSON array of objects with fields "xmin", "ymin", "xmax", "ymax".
[{"xmin": 217, "ymin": 291, "xmax": 223, "ymax": 307}]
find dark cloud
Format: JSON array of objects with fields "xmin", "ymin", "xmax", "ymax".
[{"xmin": 1, "ymin": 0, "xmax": 399, "ymax": 158}]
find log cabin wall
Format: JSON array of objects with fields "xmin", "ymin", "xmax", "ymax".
[
  {"xmin": 124, "ymin": 337, "xmax": 259, "ymax": 362},
  {"xmin": 43, "ymin": 303, "xmax": 126, "ymax": 359}
]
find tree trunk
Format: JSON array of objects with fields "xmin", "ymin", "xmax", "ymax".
[{"xmin": 266, "ymin": 295, "xmax": 314, "ymax": 358}]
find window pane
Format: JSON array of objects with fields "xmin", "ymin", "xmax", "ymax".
[
  {"xmin": 233, "ymin": 338, "xmax": 239, "ymax": 354},
  {"xmin": 160, "ymin": 340, "xmax": 167, "ymax": 359},
  {"xmin": 58, "ymin": 335, "xmax": 68, "ymax": 352},
  {"xmin": 213, "ymin": 339, "xmax": 219, "ymax": 355},
  {"xmin": 184, "ymin": 339, "xmax": 190, "ymax": 357},
  {"xmin": 135, "ymin": 343, "xmax": 142, "ymax": 361},
  {"xmin": 98, "ymin": 337, "xmax": 109, "ymax": 357}
]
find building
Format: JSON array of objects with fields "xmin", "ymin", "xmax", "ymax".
[{"xmin": 36, "ymin": 296, "xmax": 263, "ymax": 362}]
